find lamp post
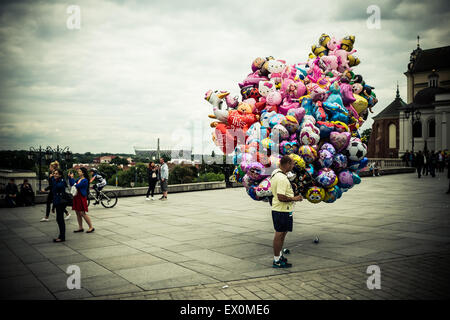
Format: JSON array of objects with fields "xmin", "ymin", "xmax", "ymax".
[
  {"xmin": 44, "ymin": 145, "xmax": 72, "ymax": 170},
  {"xmin": 404, "ymin": 106, "xmax": 421, "ymax": 154}
]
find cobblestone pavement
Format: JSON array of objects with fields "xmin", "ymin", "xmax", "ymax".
[
  {"xmin": 1, "ymin": 172, "xmax": 449, "ymax": 300},
  {"xmin": 85, "ymin": 253, "xmax": 450, "ymax": 300}
]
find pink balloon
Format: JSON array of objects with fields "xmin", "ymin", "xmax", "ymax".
[{"xmin": 330, "ymin": 131, "xmax": 351, "ymax": 152}]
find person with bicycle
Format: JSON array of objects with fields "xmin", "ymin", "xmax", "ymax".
[{"xmin": 89, "ymin": 168, "xmax": 107, "ymax": 205}]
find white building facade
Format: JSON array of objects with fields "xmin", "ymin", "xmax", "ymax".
[{"xmin": 399, "ymin": 43, "xmax": 450, "ymax": 155}]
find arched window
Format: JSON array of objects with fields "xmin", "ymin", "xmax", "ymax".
[
  {"xmin": 389, "ymin": 123, "xmax": 396, "ymax": 148},
  {"xmin": 413, "ymin": 121, "xmax": 422, "ymax": 138},
  {"xmin": 428, "ymin": 119, "xmax": 435, "ymax": 138}
]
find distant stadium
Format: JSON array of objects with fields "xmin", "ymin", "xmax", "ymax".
[
  {"xmin": 133, "ymin": 146, "xmax": 234, "ymax": 164},
  {"xmin": 133, "ymin": 146, "xmax": 192, "ymax": 160}
]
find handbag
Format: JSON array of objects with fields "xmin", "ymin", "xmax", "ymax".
[
  {"xmin": 61, "ymin": 191, "xmax": 73, "ymax": 207},
  {"xmin": 71, "ymin": 185, "xmax": 78, "ymax": 196}
]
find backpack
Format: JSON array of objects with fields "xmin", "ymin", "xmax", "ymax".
[{"xmin": 268, "ymin": 170, "xmax": 286, "ymax": 206}]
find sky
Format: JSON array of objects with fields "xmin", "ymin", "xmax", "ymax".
[{"xmin": 0, "ymin": 0, "xmax": 449, "ymax": 154}]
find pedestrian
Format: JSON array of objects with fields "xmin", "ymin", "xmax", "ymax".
[
  {"xmin": 51, "ymin": 169, "xmax": 68, "ymax": 243},
  {"xmin": 446, "ymin": 154, "xmax": 450, "ymax": 194},
  {"xmin": 416, "ymin": 151, "xmax": 424, "ymax": 178},
  {"xmin": 404, "ymin": 150, "xmax": 410, "ymax": 167},
  {"xmin": 19, "ymin": 179, "xmax": 35, "ymax": 206},
  {"xmin": 146, "ymin": 162, "xmax": 158, "ymax": 200},
  {"xmin": 5, "ymin": 178, "xmax": 19, "ymax": 208},
  {"xmin": 429, "ymin": 151, "xmax": 437, "ymax": 178},
  {"xmin": 269, "ymin": 155, "xmax": 303, "ymax": 268},
  {"xmin": 437, "ymin": 151, "xmax": 444, "ymax": 173},
  {"xmin": 423, "ymin": 151, "xmax": 429, "ymax": 176},
  {"xmin": 159, "ymin": 158, "xmax": 169, "ymax": 201},
  {"xmin": 40, "ymin": 161, "xmax": 70, "ymax": 222},
  {"xmin": 69, "ymin": 167, "xmax": 95, "ymax": 233}
]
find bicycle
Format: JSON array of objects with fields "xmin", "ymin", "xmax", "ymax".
[{"xmin": 87, "ymin": 188, "xmax": 118, "ymax": 208}]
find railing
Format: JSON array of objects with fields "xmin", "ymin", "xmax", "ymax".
[{"xmin": 367, "ymin": 158, "xmax": 409, "ymax": 169}]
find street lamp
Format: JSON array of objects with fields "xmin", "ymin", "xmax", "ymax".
[
  {"xmin": 44, "ymin": 145, "xmax": 72, "ymax": 169},
  {"xmin": 404, "ymin": 106, "xmax": 421, "ymax": 154}
]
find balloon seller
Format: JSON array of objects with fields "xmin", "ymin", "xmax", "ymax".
[{"xmin": 204, "ymin": 34, "xmax": 376, "ymax": 268}]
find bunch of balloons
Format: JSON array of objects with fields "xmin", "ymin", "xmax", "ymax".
[{"xmin": 204, "ymin": 34, "xmax": 377, "ymax": 204}]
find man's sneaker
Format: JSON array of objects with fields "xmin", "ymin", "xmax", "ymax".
[
  {"xmin": 151, "ymin": 197, "xmax": 155, "ymax": 200},
  {"xmin": 273, "ymin": 259, "xmax": 292, "ymax": 268},
  {"xmin": 40, "ymin": 217, "xmax": 49, "ymax": 222},
  {"xmin": 146, "ymin": 197, "xmax": 150, "ymax": 201},
  {"xmin": 64, "ymin": 213, "xmax": 71, "ymax": 220},
  {"xmin": 161, "ymin": 197, "xmax": 167, "ymax": 201},
  {"xmin": 279, "ymin": 255, "xmax": 288, "ymax": 263},
  {"xmin": 159, "ymin": 196, "xmax": 164, "ymax": 200},
  {"xmin": 282, "ymin": 248, "xmax": 290, "ymax": 254}
]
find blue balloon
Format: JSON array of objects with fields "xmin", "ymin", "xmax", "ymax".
[
  {"xmin": 358, "ymin": 157, "xmax": 369, "ymax": 170},
  {"xmin": 352, "ymin": 172, "xmax": 361, "ymax": 184},
  {"xmin": 325, "ymin": 82, "xmax": 345, "ymax": 108},
  {"xmin": 317, "ymin": 121, "xmax": 334, "ymax": 138},
  {"xmin": 247, "ymin": 186, "xmax": 258, "ymax": 200},
  {"xmin": 306, "ymin": 164, "xmax": 315, "ymax": 176},
  {"xmin": 301, "ymin": 98, "xmax": 316, "ymax": 116}
]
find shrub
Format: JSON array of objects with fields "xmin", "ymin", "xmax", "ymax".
[{"xmin": 194, "ymin": 172, "xmax": 225, "ymax": 182}]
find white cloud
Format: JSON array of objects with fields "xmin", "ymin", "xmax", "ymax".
[{"xmin": 0, "ymin": 0, "xmax": 449, "ymax": 153}]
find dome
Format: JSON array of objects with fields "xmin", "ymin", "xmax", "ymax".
[{"xmin": 413, "ymin": 87, "xmax": 449, "ymax": 105}]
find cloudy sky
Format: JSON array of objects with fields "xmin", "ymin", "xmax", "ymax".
[{"xmin": 0, "ymin": 0, "xmax": 449, "ymax": 154}]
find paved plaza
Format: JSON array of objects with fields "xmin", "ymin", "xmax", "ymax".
[{"xmin": 0, "ymin": 172, "xmax": 449, "ymax": 300}]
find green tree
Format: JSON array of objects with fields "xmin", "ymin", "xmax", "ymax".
[
  {"xmin": 110, "ymin": 157, "xmax": 129, "ymax": 166},
  {"xmin": 194, "ymin": 172, "xmax": 224, "ymax": 182},
  {"xmin": 98, "ymin": 163, "xmax": 120, "ymax": 181},
  {"xmin": 361, "ymin": 128, "xmax": 372, "ymax": 145},
  {"xmin": 168, "ymin": 165, "xmax": 197, "ymax": 184}
]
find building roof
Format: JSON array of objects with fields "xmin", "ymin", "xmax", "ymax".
[
  {"xmin": 372, "ymin": 85, "xmax": 407, "ymax": 120},
  {"xmin": 413, "ymin": 86, "xmax": 450, "ymax": 105},
  {"xmin": 408, "ymin": 45, "xmax": 450, "ymax": 73}
]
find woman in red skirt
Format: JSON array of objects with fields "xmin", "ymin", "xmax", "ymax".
[{"xmin": 69, "ymin": 167, "xmax": 95, "ymax": 233}]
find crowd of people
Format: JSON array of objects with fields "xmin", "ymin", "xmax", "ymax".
[
  {"xmin": 3, "ymin": 157, "xmax": 171, "ymax": 244},
  {"xmin": 402, "ymin": 150, "xmax": 448, "ymax": 176},
  {"xmin": 402, "ymin": 149, "xmax": 450, "ymax": 193}
]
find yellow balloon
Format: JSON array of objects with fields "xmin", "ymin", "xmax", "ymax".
[
  {"xmin": 289, "ymin": 154, "xmax": 306, "ymax": 170},
  {"xmin": 306, "ymin": 186, "xmax": 325, "ymax": 204},
  {"xmin": 352, "ymin": 94, "xmax": 369, "ymax": 114}
]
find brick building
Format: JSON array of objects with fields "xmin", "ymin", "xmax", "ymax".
[{"xmin": 367, "ymin": 86, "xmax": 406, "ymax": 158}]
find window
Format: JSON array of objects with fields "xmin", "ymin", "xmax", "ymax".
[
  {"xmin": 428, "ymin": 119, "xmax": 435, "ymax": 138},
  {"xmin": 389, "ymin": 124, "xmax": 396, "ymax": 148},
  {"xmin": 413, "ymin": 121, "xmax": 422, "ymax": 138}
]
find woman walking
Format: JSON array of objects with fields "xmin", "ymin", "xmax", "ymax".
[
  {"xmin": 146, "ymin": 162, "xmax": 159, "ymax": 200},
  {"xmin": 52, "ymin": 169, "xmax": 68, "ymax": 243},
  {"xmin": 69, "ymin": 167, "xmax": 95, "ymax": 233},
  {"xmin": 41, "ymin": 161, "xmax": 71, "ymax": 222}
]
